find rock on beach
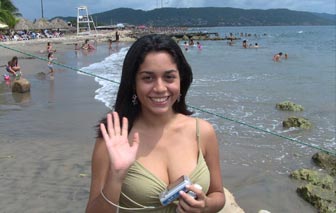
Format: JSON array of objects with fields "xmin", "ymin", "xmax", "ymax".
[
  {"xmin": 276, "ymin": 101, "xmax": 304, "ymax": 112},
  {"xmin": 290, "ymin": 152, "xmax": 336, "ymax": 213},
  {"xmin": 11, "ymin": 77, "xmax": 30, "ymax": 93}
]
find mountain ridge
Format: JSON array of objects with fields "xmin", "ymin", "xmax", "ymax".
[{"xmin": 58, "ymin": 7, "xmax": 335, "ymax": 26}]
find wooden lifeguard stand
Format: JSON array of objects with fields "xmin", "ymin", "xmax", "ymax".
[{"xmin": 77, "ymin": 6, "xmax": 97, "ymax": 36}]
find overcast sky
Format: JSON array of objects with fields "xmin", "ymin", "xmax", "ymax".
[{"xmin": 12, "ymin": 0, "xmax": 336, "ymax": 21}]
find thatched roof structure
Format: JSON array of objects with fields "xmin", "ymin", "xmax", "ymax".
[
  {"xmin": 33, "ymin": 18, "xmax": 53, "ymax": 30},
  {"xmin": 14, "ymin": 18, "xmax": 34, "ymax": 31},
  {"xmin": 50, "ymin": 18, "xmax": 69, "ymax": 29},
  {"xmin": 0, "ymin": 22, "xmax": 9, "ymax": 29}
]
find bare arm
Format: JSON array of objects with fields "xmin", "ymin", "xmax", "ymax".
[
  {"xmin": 177, "ymin": 119, "xmax": 225, "ymax": 213},
  {"xmin": 201, "ymin": 119, "xmax": 226, "ymax": 212},
  {"xmin": 86, "ymin": 112, "xmax": 140, "ymax": 213}
]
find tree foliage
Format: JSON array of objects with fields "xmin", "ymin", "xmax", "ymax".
[{"xmin": 0, "ymin": 0, "xmax": 21, "ymax": 28}]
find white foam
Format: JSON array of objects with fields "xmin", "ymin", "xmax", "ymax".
[{"xmin": 80, "ymin": 47, "xmax": 129, "ymax": 108}]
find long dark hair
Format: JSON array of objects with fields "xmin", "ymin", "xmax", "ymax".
[
  {"xmin": 10, "ymin": 56, "xmax": 18, "ymax": 66},
  {"xmin": 97, "ymin": 34, "xmax": 193, "ymax": 138}
]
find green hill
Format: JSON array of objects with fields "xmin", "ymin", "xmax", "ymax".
[{"xmin": 61, "ymin": 7, "xmax": 335, "ymax": 27}]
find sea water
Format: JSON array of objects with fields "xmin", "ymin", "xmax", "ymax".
[
  {"xmin": 79, "ymin": 26, "xmax": 335, "ymax": 210},
  {"xmin": 83, "ymin": 26, "xmax": 336, "ymax": 165}
]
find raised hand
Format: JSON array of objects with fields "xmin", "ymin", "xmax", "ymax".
[{"xmin": 100, "ymin": 112, "xmax": 140, "ymax": 178}]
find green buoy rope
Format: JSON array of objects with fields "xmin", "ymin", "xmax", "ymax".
[{"xmin": 1, "ymin": 43, "xmax": 335, "ymax": 156}]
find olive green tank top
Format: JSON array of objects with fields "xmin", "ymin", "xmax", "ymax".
[{"xmin": 118, "ymin": 118, "xmax": 210, "ymax": 212}]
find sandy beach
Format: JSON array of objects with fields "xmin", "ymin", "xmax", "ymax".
[
  {"xmin": 0, "ymin": 33, "xmax": 248, "ymax": 213},
  {"xmin": 0, "ymin": 37, "xmax": 109, "ymax": 212}
]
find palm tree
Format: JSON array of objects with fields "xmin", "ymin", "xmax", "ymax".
[{"xmin": 0, "ymin": 0, "xmax": 21, "ymax": 28}]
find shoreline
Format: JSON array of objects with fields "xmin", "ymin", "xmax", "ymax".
[
  {"xmin": 0, "ymin": 34, "xmax": 247, "ymax": 212},
  {"xmin": 2, "ymin": 25, "xmax": 331, "ymax": 212}
]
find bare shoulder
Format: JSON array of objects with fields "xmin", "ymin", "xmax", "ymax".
[
  {"xmin": 194, "ymin": 118, "xmax": 218, "ymax": 155},
  {"xmin": 196, "ymin": 118, "xmax": 216, "ymax": 137}
]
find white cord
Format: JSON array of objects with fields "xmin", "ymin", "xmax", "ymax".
[{"xmin": 100, "ymin": 189, "xmax": 156, "ymax": 211}]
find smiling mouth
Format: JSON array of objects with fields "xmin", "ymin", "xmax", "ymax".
[{"xmin": 150, "ymin": 96, "xmax": 169, "ymax": 103}]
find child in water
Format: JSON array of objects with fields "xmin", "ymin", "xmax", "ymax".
[{"xmin": 47, "ymin": 52, "xmax": 57, "ymax": 78}]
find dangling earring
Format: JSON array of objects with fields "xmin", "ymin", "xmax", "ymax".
[
  {"xmin": 132, "ymin": 94, "xmax": 138, "ymax": 105},
  {"xmin": 177, "ymin": 94, "xmax": 181, "ymax": 103}
]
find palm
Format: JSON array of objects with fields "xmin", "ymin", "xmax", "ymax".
[
  {"xmin": 0, "ymin": 0, "xmax": 21, "ymax": 28},
  {"xmin": 100, "ymin": 112, "xmax": 139, "ymax": 172}
]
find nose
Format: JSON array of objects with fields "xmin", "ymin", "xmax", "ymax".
[{"xmin": 153, "ymin": 78, "xmax": 166, "ymax": 92}]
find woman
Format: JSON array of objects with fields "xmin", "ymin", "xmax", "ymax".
[{"xmin": 86, "ymin": 34, "xmax": 225, "ymax": 212}]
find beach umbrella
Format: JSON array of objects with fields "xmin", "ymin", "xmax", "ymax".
[
  {"xmin": 50, "ymin": 18, "xmax": 69, "ymax": 29},
  {"xmin": 14, "ymin": 18, "xmax": 34, "ymax": 31},
  {"xmin": 33, "ymin": 18, "xmax": 53, "ymax": 30}
]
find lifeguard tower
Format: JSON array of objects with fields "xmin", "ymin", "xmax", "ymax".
[{"xmin": 77, "ymin": 6, "xmax": 97, "ymax": 36}]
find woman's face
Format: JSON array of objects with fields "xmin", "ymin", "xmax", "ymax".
[{"xmin": 136, "ymin": 51, "xmax": 181, "ymax": 116}]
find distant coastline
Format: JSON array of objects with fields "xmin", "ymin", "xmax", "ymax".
[{"xmin": 57, "ymin": 7, "xmax": 336, "ymax": 27}]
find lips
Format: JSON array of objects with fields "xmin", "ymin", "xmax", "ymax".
[{"xmin": 150, "ymin": 96, "xmax": 169, "ymax": 103}]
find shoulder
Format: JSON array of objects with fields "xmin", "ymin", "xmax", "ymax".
[
  {"xmin": 176, "ymin": 115, "xmax": 215, "ymax": 134},
  {"xmin": 195, "ymin": 118, "xmax": 218, "ymax": 155},
  {"xmin": 196, "ymin": 117, "xmax": 216, "ymax": 139}
]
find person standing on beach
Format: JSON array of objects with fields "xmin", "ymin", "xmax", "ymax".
[
  {"xmin": 47, "ymin": 42, "xmax": 56, "ymax": 53},
  {"xmin": 47, "ymin": 52, "xmax": 57, "ymax": 78},
  {"xmin": 86, "ymin": 34, "xmax": 225, "ymax": 213},
  {"xmin": 115, "ymin": 30, "xmax": 120, "ymax": 41}
]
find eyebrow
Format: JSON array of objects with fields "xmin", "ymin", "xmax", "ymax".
[{"xmin": 138, "ymin": 69, "xmax": 178, "ymax": 74}]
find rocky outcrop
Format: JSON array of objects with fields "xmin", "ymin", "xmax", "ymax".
[
  {"xmin": 276, "ymin": 101, "xmax": 304, "ymax": 112},
  {"xmin": 35, "ymin": 72, "xmax": 47, "ymax": 80},
  {"xmin": 12, "ymin": 77, "xmax": 31, "ymax": 93},
  {"xmin": 312, "ymin": 152, "xmax": 336, "ymax": 176},
  {"xmin": 291, "ymin": 169, "xmax": 334, "ymax": 189},
  {"xmin": 282, "ymin": 116, "xmax": 312, "ymax": 129},
  {"xmin": 296, "ymin": 183, "xmax": 336, "ymax": 213},
  {"xmin": 290, "ymin": 152, "xmax": 336, "ymax": 213}
]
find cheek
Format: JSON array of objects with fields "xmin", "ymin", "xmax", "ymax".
[{"xmin": 172, "ymin": 83, "xmax": 181, "ymax": 94}]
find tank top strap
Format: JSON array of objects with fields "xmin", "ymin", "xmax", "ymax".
[{"xmin": 196, "ymin": 118, "xmax": 200, "ymax": 146}]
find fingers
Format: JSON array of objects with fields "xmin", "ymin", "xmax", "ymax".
[
  {"xmin": 177, "ymin": 185, "xmax": 206, "ymax": 212},
  {"xmin": 121, "ymin": 116, "xmax": 128, "ymax": 136},
  {"xmin": 103, "ymin": 112, "xmax": 129, "ymax": 138},
  {"xmin": 112, "ymin": 112, "xmax": 121, "ymax": 135},
  {"xmin": 106, "ymin": 113, "xmax": 114, "ymax": 136}
]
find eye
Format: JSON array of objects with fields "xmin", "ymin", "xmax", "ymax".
[
  {"xmin": 165, "ymin": 74, "xmax": 177, "ymax": 82},
  {"xmin": 142, "ymin": 75, "xmax": 153, "ymax": 82}
]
